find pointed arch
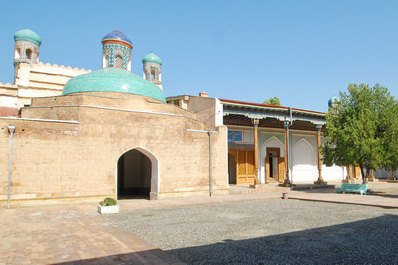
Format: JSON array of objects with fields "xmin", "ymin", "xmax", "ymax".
[
  {"xmin": 259, "ymin": 135, "xmax": 285, "ymax": 183},
  {"xmin": 264, "ymin": 136, "xmax": 284, "ymax": 155},
  {"xmin": 292, "ymin": 138, "xmax": 317, "ymax": 181},
  {"xmin": 26, "ymin": 49, "xmax": 32, "ymax": 59},
  {"xmin": 292, "ymin": 138, "xmax": 314, "ymax": 165},
  {"xmin": 117, "ymin": 146, "xmax": 159, "ymax": 200},
  {"xmin": 115, "ymin": 55, "xmax": 123, "ymax": 69}
]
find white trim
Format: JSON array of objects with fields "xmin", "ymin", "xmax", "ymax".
[
  {"xmin": 186, "ymin": 129, "xmax": 219, "ymax": 134},
  {"xmin": 226, "ymin": 127, "xmax": 229, "ymax": 189},
  {"xmin": 291, "ymin": 131, "xmax": 318, "ymax": 137},
  {"xmin": 0, "ymin": 117, "xmax": 79, "ymax": 124},
  {"xmin": 228, "ymin": 125, "xmax": 319, "ymax": 135},
  {"xmin": 215, "ymin": 98, "xmax": 223, "ymax": 126}
]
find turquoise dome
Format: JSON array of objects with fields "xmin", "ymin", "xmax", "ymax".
[
  {"xmin": 328, "ymin": 96, "xmax": 339, "ymax": 104},
  {"xmin": 63, "ymin": 68, "xmax": 166, "ymax": 102},
  {"xmin": 14, "ymin": 29, "xmax": 42, "ymax": 46},
  {"xmin": 142, "ymin": 53, "xmax": 162, "ymax": 65},
  {"xmin": 328, "ymin": 96, "xmax": 339, "ymax": 107}
]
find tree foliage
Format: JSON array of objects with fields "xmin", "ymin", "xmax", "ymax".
[
  {"xmin": 322, "ymin": 84, "xmax": 397, "ymax": 181},
  {"xmin": 263, "ymin": 97, "xmax": 281, "ymax": 106}
]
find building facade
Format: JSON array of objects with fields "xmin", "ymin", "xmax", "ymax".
[{"xmin": 0, "ymin": 29, "xmax": 347, "ymax": 207}]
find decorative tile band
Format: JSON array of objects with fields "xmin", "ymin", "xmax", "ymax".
[{"xmin": 103, "ymin": 43, "xmax": 131, "ymax": 70}]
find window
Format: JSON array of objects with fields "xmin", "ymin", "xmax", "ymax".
[
  {"xmin": 228, "ymin": 130, "xmax": 243, "ymax": 143},
  {"xmin": 26, "ymin": 49, "xmax": 32, "ymax": 59},
  {"xmin": 103, "ymin": 54, "xmax": 109, "ymax": 67},
  {"xmin": 15, "ymin": 48, "xmax": 21, "ymax": 59},
  {"xmin": 115, "ymin": 55, "xmax": 123, "ymax": 69}
]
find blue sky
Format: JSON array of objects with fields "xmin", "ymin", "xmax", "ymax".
[{"xmin": 0, "ymin": 0, "xmax": 397, "ymax": 112}]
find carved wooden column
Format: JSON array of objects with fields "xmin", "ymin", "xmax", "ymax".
[
  {"xmin": 253, "ymin": 119, "xmax": 260, "ymax": 184},
  {"xmin": 314, "ymin": 125, "xmax": 327, "ymax": 185},
  {"xmin": 283, "ymin": 121, "xmax": 291, "ymax": 186}
]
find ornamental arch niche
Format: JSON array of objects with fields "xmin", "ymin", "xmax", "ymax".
[
  {"xmin": 117, "ymin": 147, "xmax": 159, "ymax": 200},
  {"xmin": 261, "ymin": 136, "xmax": 285, "ymax": 183},
  {"xmin": 292, "ymin": 138, "xmax": 317, "ymax": 181}
]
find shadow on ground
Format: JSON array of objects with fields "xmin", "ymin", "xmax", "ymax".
[
  {"xmin": 54, "ymin": 248, "xmax": 184, "ymax": 265},
  {"xmin": 366, "ymin": 191, "xmax": 398, "ymax": 199},
  {"xmin": 162, "ymin": 214, "xmax": 398, "ymax": 265},
  {"xmin": 53, "ymin": 215, "xmax": 398, "ymax": 265},
  {"xmin": 291, "ymin": 184, "xmax": 398, "ymax": 199}
]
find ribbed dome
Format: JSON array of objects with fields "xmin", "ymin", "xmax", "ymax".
[
  {"xmin": 328, "ymin": 96, "xmax": 339, "ymax": 104},
  {"xmin": 63, "ymin": 68, "xmax": 165, "ymax": 102},
  {"xmin": 14, "ymin": 29, "xmax": 42, "ymax": 46},
  {"xmin": 101, "ymin": 30, "xmax": 132, "ymax": 45},
  {"xmin": 142, "ymin": 52, "xmax": 162, "ymax": 65}
]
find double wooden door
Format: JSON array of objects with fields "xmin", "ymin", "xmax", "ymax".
[{"xmin": 228, "ymin": 150, "xmax": 255, "ymax": 184}]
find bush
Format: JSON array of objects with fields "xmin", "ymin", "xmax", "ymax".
[{"xmin": 99, "ymin": 197, "xmax": 117, "ymax": 206}]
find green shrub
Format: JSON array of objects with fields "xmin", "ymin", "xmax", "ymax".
[{"xmin": 99, "ymin": 197, "xmax": 117, "ymax": 206}]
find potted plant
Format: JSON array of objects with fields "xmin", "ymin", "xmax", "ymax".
[{"xmin": 98, "ymin": 197, "xmax": 119, "ymax": 214}]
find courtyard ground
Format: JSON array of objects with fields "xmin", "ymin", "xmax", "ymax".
[
  {"xmin": 109, "ymin": 199, "xmax": 398, "ymax": 264},
  {"xmin": 0, "ymin": 182, "xmax": 397, "ymax": 264}
]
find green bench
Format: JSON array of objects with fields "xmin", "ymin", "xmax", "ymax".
[{"xmin": 336, "ymin": 183, "xmax": 368, "ymax": 195}]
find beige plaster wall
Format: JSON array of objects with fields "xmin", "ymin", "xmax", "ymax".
[
  {"xmin": 0, "ymin": 93, "xmax": 228, "ymax": 206},
  {"xmin": 14, "ymin": 62, "xmax": 91, "ymax": 109}
]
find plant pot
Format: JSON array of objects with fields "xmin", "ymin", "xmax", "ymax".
[{"xmin": 98, "ymin": 205, "xmax": 119, "ymax": 215}]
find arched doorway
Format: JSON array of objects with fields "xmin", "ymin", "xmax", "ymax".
[
  {"xmin": 261, "ymin": 136, "xmax": 284, "ymax": 183},
  {"xmin": 117, "ymin": 148, "xmax": 159, "ymax": 199}
]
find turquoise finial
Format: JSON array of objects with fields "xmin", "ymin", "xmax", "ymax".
[
  {"xmin": 14, "ymin": 29, "xmax": 42, "ymax": 46},
  {"xmin": 142, "ymin": 52, "xmax": 162, "ymax": 65}
]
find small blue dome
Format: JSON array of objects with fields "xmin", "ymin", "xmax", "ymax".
[
  {"xmin": 328, "ymin": 96, "xmax": 339, "ymax": 107},
  {"xmin": 328, "ymin": 96, "xmax": 339, "ymax": 104},
  {"xmin": 14, "ymin": 29, "xmax": 42, "ymax": 46},
  {"xmin": 102, "ymin": 30, "xmax": 132, "ymax": 45},
  {"xmin": 142, "ymin": 53, "xmax": 162, "ymax": 65}
]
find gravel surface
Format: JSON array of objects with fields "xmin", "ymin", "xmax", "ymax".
[{"xmin": 108, "ymin": 200, "xmax": 398, "ymax": 264}]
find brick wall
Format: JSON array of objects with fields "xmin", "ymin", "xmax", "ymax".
[{"xmin": 0, "ymin": 92, "xmax": 228, "ymax": 206}]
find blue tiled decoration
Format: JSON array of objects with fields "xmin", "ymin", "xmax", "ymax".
[
  {"xmin": 102, "ymin": 30, "xmax": 132, "ymax": 70},
  {"xmin": 102, "ymin": 30, "xmax": 132, "ymax": 45},
  {"xmin": 103, "ymin": 43, "xmax": 132, "ymax": 69}
]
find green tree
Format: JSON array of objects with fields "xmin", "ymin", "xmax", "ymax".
[
  {"xmin": 263, "ymin": 97, "xmax": 281, "ymax": 106},
  {"xmin": 381, "ymin": 101, "xmax": 398, "ymax": 179},
  {"xmin": 322, "ymin": 84, "xmax": 396, "ymax": 183}
]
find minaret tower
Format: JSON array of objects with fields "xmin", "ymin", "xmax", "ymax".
[
  {"xmin": 13, "ymin": 29, "xmax": 42, "ymax": 67},
  {"xmin": 101, "ymin": 30, "xmax": 132, "ymax": 71},
  {"xmin": 328, "ymin": 96, "xmax": 339, "ymax": 109},
  {"xmin": 142, "ymin": 52, "xmax": 162, "ymax": 90}
]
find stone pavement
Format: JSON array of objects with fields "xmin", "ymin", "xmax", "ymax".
[
  {"xmin": 0, "ymin": 204, "xmax": 184, "ymax": 265},
  {"xmin": 0, "ymin": 182, "xmax": 397, "ymax": 264}
]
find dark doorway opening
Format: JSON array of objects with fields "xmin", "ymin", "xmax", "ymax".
[
  {"xmin": 228, "ymin": 153, "xmax": 237, "ymax": 184},
  {"xmin": 117, "ymin": 149, "xmax": 152, "ymax": 199}
]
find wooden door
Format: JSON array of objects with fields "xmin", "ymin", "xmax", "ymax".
[
  {"xmin": 278, "ymin": 157, "xmax": 285, "ymax": 183},
  {"xmin": 229, "ymin": 150, "xmax": 255, "ymax": 184},
  {"xmin": 266, "ymin": 147, "xmax": 282, "ymax": 183}
]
